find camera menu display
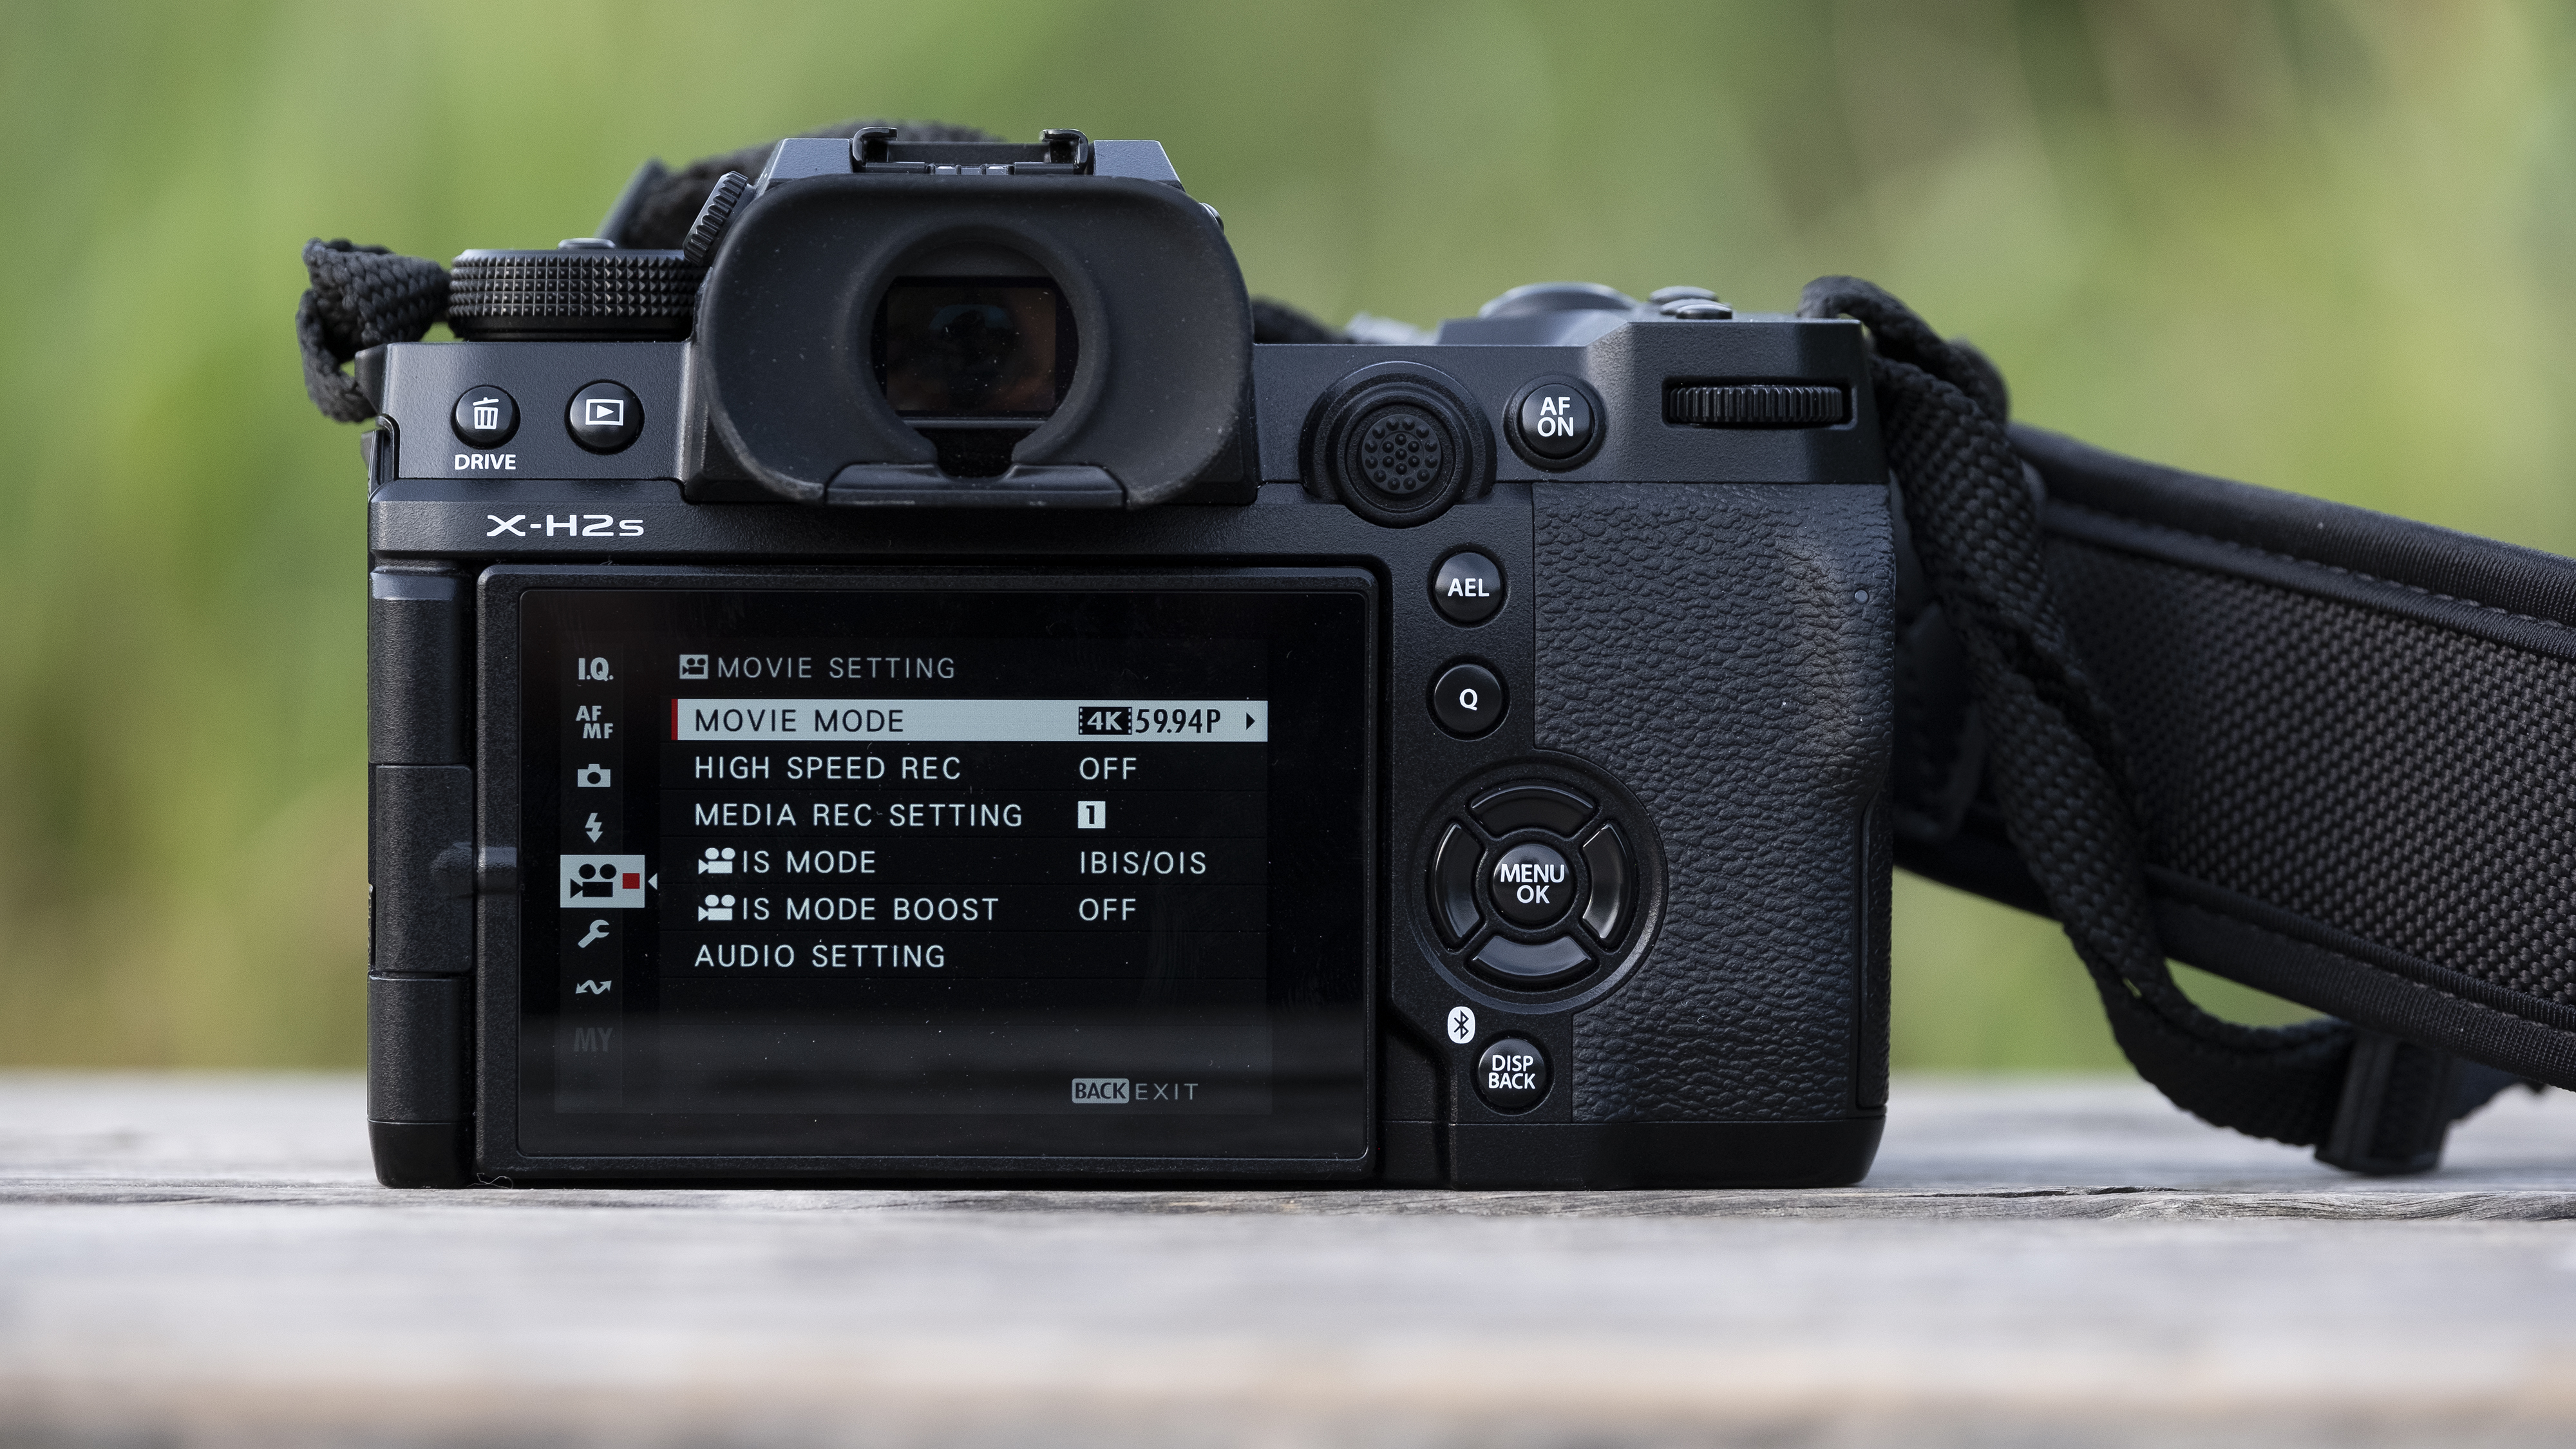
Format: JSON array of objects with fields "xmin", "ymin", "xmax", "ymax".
[
  {"xmin": 514, "ymin": 583, "xmax": 1372, "ymax": 1164},
  {"xmin": 661, "ymin": 691, "xmax": 1270, "ymax": 968}
]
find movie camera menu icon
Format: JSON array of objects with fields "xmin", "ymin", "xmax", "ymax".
[{"xmin": 560, "ymin": 855, "xmax": 648, "ymax": 908}]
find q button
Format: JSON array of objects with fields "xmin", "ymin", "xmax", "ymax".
[{"xmin": 1431, "ymin": 661, "xmax": 1506, "ymax": 739}]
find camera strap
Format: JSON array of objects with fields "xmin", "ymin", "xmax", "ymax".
[
  {"xmin": 1807, "ymin": 278, "xmax": 2565, "ymax": 1171},
  {"xmin": 296, "ymin": 240, "xmax": 448, "ymax": 422}
]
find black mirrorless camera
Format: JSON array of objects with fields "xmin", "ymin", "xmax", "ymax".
[{"xmin": 350, "ymin": 126, "xmax": 1895, "ymax": 1189}]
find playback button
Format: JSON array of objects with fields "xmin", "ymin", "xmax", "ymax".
[{"xmin": 566, "ymin": 381, "xmax": 644, "ymax": 453}]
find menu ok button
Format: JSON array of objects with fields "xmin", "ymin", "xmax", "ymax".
[{"xmin": 1488, "ymin": 841, "xmax": 1571, "ymax": 928}]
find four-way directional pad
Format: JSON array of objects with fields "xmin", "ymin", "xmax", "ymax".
[{"xmin": 1427, "ymin": 782, "xmax": 1635, "ymax": 990}]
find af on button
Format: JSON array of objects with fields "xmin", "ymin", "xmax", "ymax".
[
  {"xmin": 1506, "ymin": 375, "xmax": 1602, "ymax": 470},
  {"xmin": 1430, "ymin": 661, "xmax": 1505, "ymax": 739},
  {"xmin": 567, "ymin": 381, "xmax": 644, "ymax": 453}
]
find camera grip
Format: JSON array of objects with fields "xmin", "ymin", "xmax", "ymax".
[
  {"xmin": 366, "ymin": 568, "xmax": 474, "ymax": 1186},
  {"xmin": 367, "ymin": 976, "xmax": 470, "ymax": 1188},
  {"xmin": 366, "ymin": 765, "xmax": 475, "ymax": 1188},
  {"xmin": 1535, "ymin": 482, "xmax": 1893, "ymax": 1122},
  {"xmin": 369, "ymin": 571, "xmax": 465, "ymax": 764}
]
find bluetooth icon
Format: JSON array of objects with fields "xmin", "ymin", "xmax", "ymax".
[{"xmin": 1446, "ymin": 1007, "xmax": 1477, "ymax": 1045}]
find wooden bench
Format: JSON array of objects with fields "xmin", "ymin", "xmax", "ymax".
[{"xmin": 5, "ymin": 1074, "xmax": 2571, "ymax": 1446}]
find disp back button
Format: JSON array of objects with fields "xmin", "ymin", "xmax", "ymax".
[{"xmin": 1474, "ymin": 1036, "xmax": 1550, "ymax": 1113}]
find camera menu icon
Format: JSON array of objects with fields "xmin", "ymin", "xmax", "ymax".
[
  {"xmin": 574, "ymin": 762, "xmax": 612, "ymax": 789},
  {"xmin": 560, "ymin": 855, "xmax": 648, "ymax": 908}
]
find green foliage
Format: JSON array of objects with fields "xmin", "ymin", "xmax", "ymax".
[{"xmin": 0, "ymin": 1, "xmax": 2566, "ymax": 1065}]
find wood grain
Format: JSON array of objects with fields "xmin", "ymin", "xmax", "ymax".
[{"xmin": 5, "ymin": 1074, "xmax": 2573, "ymax": 1447}]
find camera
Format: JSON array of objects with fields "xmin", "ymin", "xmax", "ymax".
[{"xmin": 354, "ymin": 128, "xmax": 1894, "ymax": 1189}]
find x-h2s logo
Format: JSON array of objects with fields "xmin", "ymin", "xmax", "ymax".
[{"xmin": 486, "ymin": 513, "xmax": 645, "ymax": 539}]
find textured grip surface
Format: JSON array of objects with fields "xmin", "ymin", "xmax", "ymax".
[
  {"xmin": 370, "ymin": 765, "xmax": 475, "ymax": 976},
  {"xmin": 1535, "ymin": 482, "xmax": 1893, "ymax": 1121}
]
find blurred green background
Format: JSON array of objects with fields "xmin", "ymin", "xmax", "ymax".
[{"xmin": 2, "ymin": 0, "xmax": 2570, "ymax": 1068}]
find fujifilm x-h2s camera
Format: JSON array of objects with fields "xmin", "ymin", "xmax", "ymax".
[{"xmin": 348, "ymin": 128, "xmax": 1893, "ymax": 1189}]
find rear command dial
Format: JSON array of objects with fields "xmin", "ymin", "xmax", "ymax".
[{"xmin": 1427, "ymin": 782, "xmax": 1634, "ymax": 990}]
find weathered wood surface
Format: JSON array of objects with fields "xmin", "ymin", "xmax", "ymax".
[{"xmin": 5, "ymin": 1074, "xmax": 2575, "ymax": 1447}]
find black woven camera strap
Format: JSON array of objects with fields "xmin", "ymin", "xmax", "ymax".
[{"xmin": 1803, "ymin": 277, "xmax": 2573, "ymax": 1171}]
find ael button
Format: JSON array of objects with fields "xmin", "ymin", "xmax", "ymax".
[
  {"xmin": 1474, "ymin": 1036, "xmax": 1551, "ymax": 1113},
  {"xmin": 1430, "ymin": 551, "xmax": 1505, "ymax": 625},
  {"xmin": 566, "ymin": 381, "xmax": 643, "ymax": 453},
  {"xmin": 1430, "ymin": 661, "xmax": 1505, "ymax": 739},
  {"xmin": 451, "ymin": 386, "xmax": 518, "ymax": 448}
]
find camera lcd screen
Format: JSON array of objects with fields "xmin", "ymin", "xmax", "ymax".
[
  {"xmin": 872, "ymin": 278, "xmax": 1077, "ymax": 417},
  {"xmin": 510, "ymin": 579, "xmax": 1372, "ymax": 1165}
]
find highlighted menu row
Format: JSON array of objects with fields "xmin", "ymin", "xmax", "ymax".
[{"xmin": 672, "ymin": 698, "xmax": 1270, "ymax": 743}]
